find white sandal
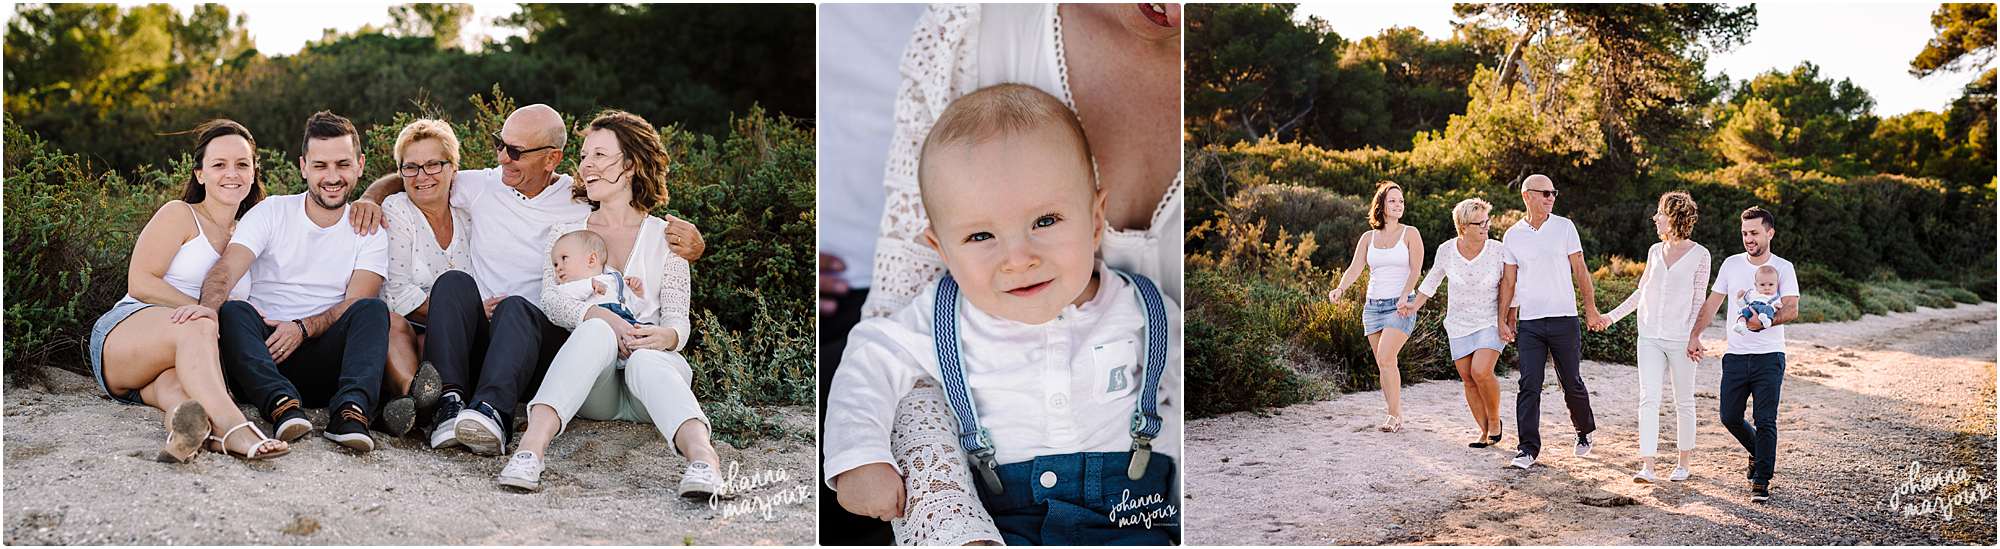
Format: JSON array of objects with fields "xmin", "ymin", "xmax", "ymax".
[
  {"xmin": 155, "ymin": 401, "xmax": 209, "ymax": 464},
  {"xmin": 209, "ymin": 421, "xmax": 289, "ymax": 460}
]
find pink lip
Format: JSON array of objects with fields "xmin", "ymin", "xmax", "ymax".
[{"xmin": 1006, "ymin": 280, "xmax": 1052, "ymax": 297}]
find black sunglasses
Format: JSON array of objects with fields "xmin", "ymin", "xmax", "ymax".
[
  {"xmin": 491, "ymin": 131, "xmax": 558, "ymax": 161},
  {"xmin": 1526, "ymin": 188, "xmax": 1560, "ymax": 198}
]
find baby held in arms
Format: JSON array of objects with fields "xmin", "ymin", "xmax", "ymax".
[{"xmin": 551, "ymin": 229, "xmax": 651, "ymax": 326}]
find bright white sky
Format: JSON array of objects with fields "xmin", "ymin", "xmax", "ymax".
[
  {"xmin": 150, "ymin": 1, "xmax": 524, "ymax": 55},
  {"xmin": 1299, "ymin": 2, "xmax": 1988, "ymax": 116}
]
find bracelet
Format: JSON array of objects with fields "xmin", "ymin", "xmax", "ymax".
[{"xmin": 291, "ymin": 318, "xmax": 308, "ymax": 338}]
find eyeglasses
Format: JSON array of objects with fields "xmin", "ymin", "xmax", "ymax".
[
  {"xmin": 1526, "ymin": 189, "xmax": 1560, "ymax": 198},
  {"xmin": 398, "ymin": 159, "xmax": 453, "ymax": 177},
  {"xmin": 1461, "ymin": 219, "xmax": 1490, "ymax": 227},
  {"xmin": 491, "ymin": 131, "xmax": 558, "ymax": 161}
]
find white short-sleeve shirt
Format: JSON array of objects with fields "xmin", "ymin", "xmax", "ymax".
[
  {"xmin": 229, "ymin": 193, "xmax": 388, "ymax": 320},
  {"xmin": 1711, "ymin": 253, "xmax": 1801, "ymax": 355},
  {"xmin": 1502, "ymin": 214, "xmax": 1585, "ymax": 321},
  {"xmin": 451, "ymin": 168, "xmax": 591, "ymax": 300}
]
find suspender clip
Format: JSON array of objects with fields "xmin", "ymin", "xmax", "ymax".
[
  {"xmin": 972, "ymin": 448, "xmax": 1004, "ymax": 495},
  {"xmin": 1128, "ymin": 436, "xmax": 1153, "ymax": 480}
]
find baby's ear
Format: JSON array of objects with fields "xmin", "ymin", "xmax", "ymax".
[
  {"xmin": 922, "ymin": 226, "xmax": 942, "ymax": 254},
  {"xmin": 1091, "ymin": 188, "xmax": 1109, "ymax": 242}
]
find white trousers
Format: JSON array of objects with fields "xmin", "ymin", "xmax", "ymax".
[
  {"xmin": 1636, "ymin": 337, "xmax": 1698, "ymax": 457},
  {"xmin": 528, "ymin": 318, "xmax": 709, "ymax": 456}
]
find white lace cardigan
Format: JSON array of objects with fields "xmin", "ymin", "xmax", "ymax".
[{"xmin": 858, "ymin": 4, "xmax": 1185, "ymax": 546}]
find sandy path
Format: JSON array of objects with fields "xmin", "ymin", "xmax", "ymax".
[
  {"xmin": 1186, "ymin": 303, "xmax": 1997, "ymax": 545},
  {"xmin": 3, "ymin": 370, "xmax": 818, "ymax": 545}
]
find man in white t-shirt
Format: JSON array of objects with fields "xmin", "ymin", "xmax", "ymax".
[
  {"xmin": 201, "ymin": 111, "xmax": 394, "ymax": 452},
  {"xmin": 1497, "ymin": 174, "xmax": 1602, "ymax": 469},
  {"xmin": 349, "ymin": 104, "xmax": 707, "ymax": 455},
  {"xmin": 1687, "ymin": 206, "xmax": 1800, "ymax": 504}
]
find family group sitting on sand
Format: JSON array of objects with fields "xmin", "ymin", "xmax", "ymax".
[
  {"xmin": 1328, "ymin": 175, "xmax": 1801, "ymax": 503},
  {"xmin": 87, "ymin": 105, "xmax": 727, "ymax": 498}
]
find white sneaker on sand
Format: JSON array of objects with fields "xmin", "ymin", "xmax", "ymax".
[
  {"xmin": 1633, "ymin": 466, "xmax": 1658, "ymax": 483},
  {"xmin": 1670, "ymin": 466, "xmax": 1692, "ymax": 482},
  {"xmin": 496, "ymin": 451, "xmax": 545, "ymax": 492},
  {"xmin": 678, "ymin": 461, "xmax": 723, "ymax": 500},
  {"xmin": 1510, "ymin": 452, "xmax": 1536, "ymax": 469}
]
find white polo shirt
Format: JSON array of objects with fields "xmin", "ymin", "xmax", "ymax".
[
  {"xmin": 1502, "ymin": 213, "xmax": 1585, "ymax": 321},
  {"xmin": 822, "ymin": 263, "xmax": 1184, "ymax": 489},
  {"xmin": 230, "ymin": 193, "xmax": 388, "ymax": 320},
  {"xmin": 451, "ymin": 168, "xmax": 591, "ymax": 300},
  {"xmin": 1712, "ymin": 253, "xmax": 1800, "ymax": 355}
]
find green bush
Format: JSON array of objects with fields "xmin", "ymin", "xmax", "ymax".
[
  {"xmin": 1794, "ymin": 292, "xmax": 1862, "ymax": 323},
  {"xmin": 1186, "ymin": 266, "xmax": 1306, "ymax": 418}
]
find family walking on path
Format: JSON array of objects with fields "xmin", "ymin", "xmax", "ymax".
[{"xmin": 1328, "ymin": 173, "xmax": 1802, "ymax": 502}]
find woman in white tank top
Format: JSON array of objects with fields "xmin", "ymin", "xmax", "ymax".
[
  {"xmin": 88, "ymin": 120, "xmax": 290, "ymax": 462},
  {"xmin": 1328, "ymin": 182, "xmax": 1426, "ymax": 433}
]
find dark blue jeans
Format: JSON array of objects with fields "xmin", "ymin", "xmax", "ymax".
[
  {"xmin": 1514, "ymin": 316, "xmax": 1596, "ymax": 458},
  {"xmin": 218, "ymin": 298, "xmax": 388, "ymax": 420},
  {"xmin": 1721, "ymin": 352, "xmax": 1786, "ymax": 484},
  {"xmin": 422, "ymin": 270, "xmax": 568, "ymax": 428},
  {"xmin": 973, "ymin": 452, "xmax": 1179, "ymax": 546}
]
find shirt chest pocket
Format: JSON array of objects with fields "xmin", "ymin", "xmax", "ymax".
[{"xmin": 1089, "ymin": 338, "xmax": 1142, "ymax": 404}]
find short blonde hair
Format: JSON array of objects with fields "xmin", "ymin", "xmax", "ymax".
[
  {"xmin": 393, "ymin": 119, "xmax": 462, "ymax": 166},
  {"xmin": 917, "ymin": 83, "xmax": 1094, "ymax": 208},
  {"xmin": 555, "ymin": 229, "xmax": 608, "ymax": 265},
  {"xmin": 1657, "ymin": 191, "xmax": 1698, "ymax": 240},
  {"xmin": 1451, "ymin": 197, "xmax": 1493, "ymax": 233}
]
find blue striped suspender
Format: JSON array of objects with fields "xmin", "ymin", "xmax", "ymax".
[{"xmin": 932, "ymin": 269, "xmax": 1169, "ymax": 495}]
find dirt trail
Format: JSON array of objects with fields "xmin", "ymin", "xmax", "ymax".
[
  {"xmin": 3, "ymin": 370, "xmax": 818, "ymax": 545},
  {"xmin": 1186, "ymin": 303, "xmax": 1997, "ymax": 545}
]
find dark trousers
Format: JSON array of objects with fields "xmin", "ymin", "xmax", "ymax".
[
  {"xmin": 1721, "ymin": 352, "xmax": 1786, "ymax": 484},
  {"xmin": 218, "ymin": 298, "xmax": 388, "ymax": 420},
  {"xmin": 815, "ymin": 289, "xmax": 893, "ymax": 546},
  {"xmin": 423, "ymin": 270, "xmax": 567, "ymax": 426},
  {"xmin": 1514, "ymin": 316, "xmax": 1596, "ymax": 458},
  {"xmin": 975, "ymin": 452, "xmax": 1179, "ymax": 546}
]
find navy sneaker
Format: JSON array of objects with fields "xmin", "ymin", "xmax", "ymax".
[
  {"xmin": 428, "ymin": 391, "xmax": 466, "ymax": 450},
  {"xmin": 323, "ymin": 404, "xmax": 376, "ymax": 452},
  {"xmin": 454, "ymin": 401, "xmax": 510, "ymax": 456}
]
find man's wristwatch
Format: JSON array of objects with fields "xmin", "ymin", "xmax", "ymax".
[{"xmin": 291, "ymin": 318, "xmax": 308, "ymax": 338}]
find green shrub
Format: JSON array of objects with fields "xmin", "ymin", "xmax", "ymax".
[
  {"xmin": 1186, "ymin": 266, "xmax": 1305, "ymax": 418},
  {"xmin": 1794, "ymin": 292, "xmax": 1862, "ymax": 323}
]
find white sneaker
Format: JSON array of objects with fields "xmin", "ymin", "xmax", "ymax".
[
  {"xmin": 1509, "ymin": 452, "xmax": 1536, "ymax": 469},
  {"xmin": 1669, "ymin": 466, "xmax": 1692, "ymax": 482},
  {"xmin": 677, "ymin": 461, "xmax": 723, "ymax": 500},
  {"xmin": 454, "ymin": 406, "xmax": 508, "ymax": 456},
  {"xmin": 1633, "ymin": 466, "xmax": 1658, "ymax": 483},
  {"xmin": 496, "ymin": 451, "xmax": 545, "ymax": 492},
  {"xmin": 1574, "ymin": 433, "xmax": 1594, "ymax": 457}
]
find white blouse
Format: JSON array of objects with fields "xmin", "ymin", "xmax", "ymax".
[
  {"xmin": 538, "ymin": 216, "xmax": 692, "ymax": 353},
  {"xmin": 381, "ymin": 193, "xmax": 472, "ymax": 317},
  {"xmin": 861, "ymin": 3, "xmax": 1185, "ymax": 321},
  {"xmin": 1605, "ymin": 241, "xmax": 1712, "ymax": 342},
  {"xmin": 824, "ymin": 262, "xmax": 1184, "ymax": 495},
  {"xmin": 1417, "ymin": 238, "xmax": 1509, "ymax": 338}
]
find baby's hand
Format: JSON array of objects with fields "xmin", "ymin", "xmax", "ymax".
[
  {"xmin": 592, "ymin": 279, "xmax": 607, "ymax": 295},
  {"xmin": 834, "ymin": 463, "xmax": 905, "ymax": 521},
  {"xmin": 625, "ymin": 276, "xmax": 645, "ymax": 295}
]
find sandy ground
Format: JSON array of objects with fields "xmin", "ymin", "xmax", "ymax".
[
  {"xmin": 2, "ymin": 372, "xmax": 818, "ymax": 545},
  {"xmin": 1187, "ymin": 302, "xmax": 1998, "ymax": 546}
]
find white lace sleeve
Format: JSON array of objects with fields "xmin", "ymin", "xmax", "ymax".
[
  {"xmin": 381, "ymin": 197, "xmax": 427, "ymax": 317},
  {"xmin": 655, "ymin": 254, "xmax": 692, "ymax": 353},
  {"xmin": 539, "ymin": 221, "xmax": 591, "ymax": 330},
  {"xmin": 890, "ymin": 380, "xmax": 1004, "ymax": 546},
  {"xmin": 862, "ymin": 3, "xmax": 981, "ymax": 320}
]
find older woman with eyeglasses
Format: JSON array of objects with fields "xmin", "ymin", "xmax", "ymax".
[
  {"xmin": 371, "ymin": 119, "xmax": 468, "ymax": 435},
  {"xmin": 1407, "ymin": 198, "xmax": 1511, "ymax": 449}
]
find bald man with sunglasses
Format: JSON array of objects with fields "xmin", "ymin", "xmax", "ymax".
[{"xmin": 345, "ymin": 104, "xmax": 706, "ymax": 454}]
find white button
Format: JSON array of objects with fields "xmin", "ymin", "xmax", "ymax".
[
  {"xmin": 1039, "ymin": 471, "xmax": 1058, "ymax": 488},
  {"xmin": 1050, "ymin": 393, "xmax": 1068, "ymax": 409}
]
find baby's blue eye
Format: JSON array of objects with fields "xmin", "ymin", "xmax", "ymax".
[
  {"xmin": 965, "ymin": 232, "xmax": 993, "ymax": 243},
  {"xmin": 1035, "ymin": 214, "xmax": 1061, "ymax": 228}
]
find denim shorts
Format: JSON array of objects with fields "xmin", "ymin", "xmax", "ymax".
[
  {"xmin": 87, "ymin": 298, "xmax": 153, "ymax": 405},
  {"xmin": 1449, "ymin": 326, "xmax": 1507, "ymax": 360},
  {"xmin": 1361, "ymin": 294, "xmax": 1417, "ymax": 336}
]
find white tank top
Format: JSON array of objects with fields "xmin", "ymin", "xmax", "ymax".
[
  {"xmin": 1365, "ymin": 226, "xmax": 1412, "ymax": 300},
  {"xmin": 124, "ymin": 203, "xmax": 240, "ymax": 304}
]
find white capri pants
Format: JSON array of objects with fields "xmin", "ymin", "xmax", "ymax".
[
  {"xmin": 1636, "ymin": 336, "xmax": 1698, "ymax": 457},
  {"xmin": 528, "ymin": 318, "xmax": 709, "ymax": 456}
]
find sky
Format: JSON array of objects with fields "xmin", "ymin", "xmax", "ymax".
[
  {"xmin": 1298, "ymin": 2, "xmax": 1987, "ymax": 116},
  {"xmin": 154, "ymin": 1, "xmax": 524, "ymax": 55}
]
